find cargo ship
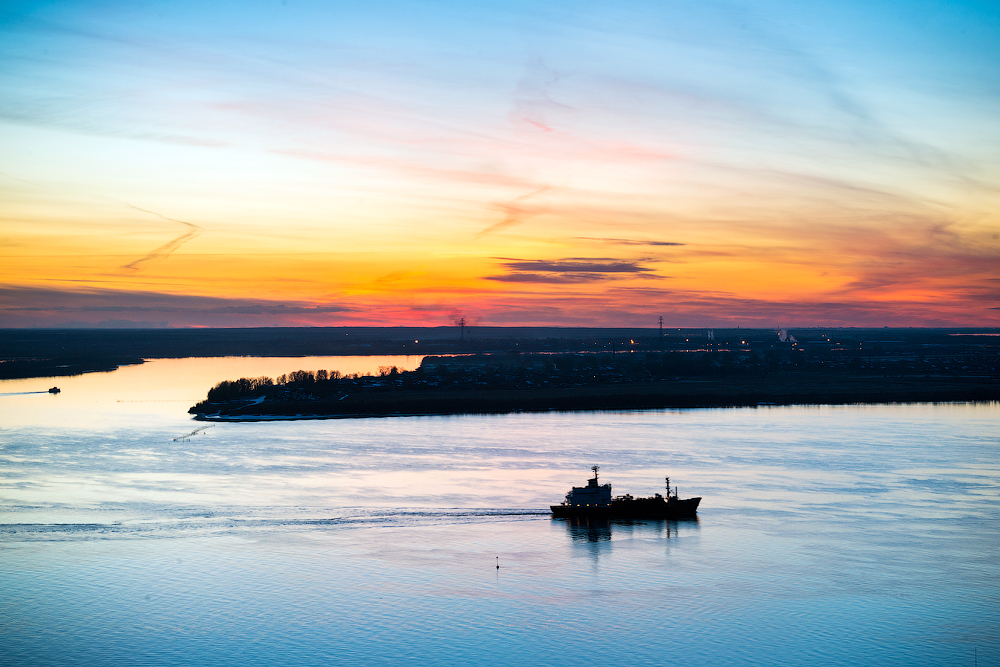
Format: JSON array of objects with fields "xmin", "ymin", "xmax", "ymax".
[{"xmin": 550, "ymin": 466, "xmax": 700, "ymax": 519}]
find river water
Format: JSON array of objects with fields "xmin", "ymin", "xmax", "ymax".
[{"xmin": 1, "ymin": 357, "xmax": 998, "ymax": 666}]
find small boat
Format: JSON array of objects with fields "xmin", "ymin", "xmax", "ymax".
[
  {"xmin": 48, "ymin": 387, "xmax": 61, "ymax": 394},
  {"xmin": 550, "ymin": 466, "xmax": 701, "ymax": 519}
]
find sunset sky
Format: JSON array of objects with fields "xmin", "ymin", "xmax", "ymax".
[{"xmin": 2, "ymin": 0, "xmax": 998, "ymax": 327}]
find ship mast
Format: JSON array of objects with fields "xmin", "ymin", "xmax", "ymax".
[{"xmin": 592, "ymin": 465, "xmax": 599, "ymax": 482}]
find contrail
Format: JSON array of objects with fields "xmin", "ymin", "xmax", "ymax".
[
  {"xmin": 121, "ymin": 204, "xmax": 204, "ymax": 271},
  {"xmin": 0, "ymin": 171, "xmax": 46, "ymax": 188},
  {"xmin": 476, "ymin": 186, "xmax": 551, "ymax": 238}
]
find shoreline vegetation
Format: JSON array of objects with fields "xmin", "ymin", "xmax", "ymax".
[{"xmin": 190, "ymin": 350, "xmax": 1000, "ymax": 420}]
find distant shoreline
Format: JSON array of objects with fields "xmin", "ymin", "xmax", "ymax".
[
  {"xmin": 0, "ymin": 356, "xmax": 146, "ymax": 381},
  {"xmin": 4, "ymin": 326, "xmax": 999, "ymax": 380}
]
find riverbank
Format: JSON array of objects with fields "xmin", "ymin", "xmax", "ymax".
[
  {"xmin": 0, "ymin": 356, "xmax": 145, "ymax": 380},
  {"xmin": 191, "ymin": 373, "xmax": 1000, "ymax": 420}
]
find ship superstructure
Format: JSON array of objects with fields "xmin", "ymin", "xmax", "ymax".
[
  {"xmin": 551, "ymin": 467, "xmax": 701, "ymax": 519},
  {"xmin": 562, "ymin": 465, "xmax": 613, "ymax": 508}
]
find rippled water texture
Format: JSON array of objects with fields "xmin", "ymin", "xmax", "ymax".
[{"xmin": 2, "ymin": 358, "xmax": 998, "ymax": 666}]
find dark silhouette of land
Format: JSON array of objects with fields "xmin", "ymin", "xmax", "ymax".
[
  {"xmin": 181, "ymin": 327, "xmax": 998, "ymax": 418},
  {"xmin": 3, "ymin": 325, "xmax": 998, "ymax": 371},
  {"xmin": 3, "ymin": 327, "xmax": 997, "ymax": 415},
  {"xmin": 2, "ymin": 325, "xmax": 680, "ymax": 378}
]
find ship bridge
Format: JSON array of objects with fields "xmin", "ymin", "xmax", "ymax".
[{"xmin": 564, "ymin": 466, "xmax": 612, "ymax": 507}]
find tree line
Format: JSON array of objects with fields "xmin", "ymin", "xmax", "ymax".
[{"xmin": 205, "ymin": 367, "xmax": 401, "ymax": 402}]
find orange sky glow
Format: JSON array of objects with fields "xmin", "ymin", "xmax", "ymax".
[{"xmin": 2, "ymin": 1, "xmax": 998, "ymax": 328}]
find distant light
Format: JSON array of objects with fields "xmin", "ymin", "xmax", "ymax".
[{"xmin": 415, "ymin": 340, "xmax": 418, "ymax": 343}]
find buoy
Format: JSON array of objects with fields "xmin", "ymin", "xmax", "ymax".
[{"xmin": 496, "ymin": 556, "xmax": 499, "ymax": 570}]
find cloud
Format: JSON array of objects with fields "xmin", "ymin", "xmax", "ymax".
[
  {"xmin": 0, "ymin": 286, "xmax": 351, "ymax": 327},
  {"xmin": 495, "ymin": 258, "xmax": 655, "ymax": 274},
  {"xmin": 484, "ymin": 257, "xmax": 662, "ymax": 284},
  {"xmin": 204, "ymin": 304, "xmax": 350, "ymax": 315},
  {"xmin": 577, "ymin": 237, "xmax": 685, "ymax": 247},
  {"xmin": 53, "ymin": 319, "xmax": 171, "ymax": 328},
  {"xmin": 486, "ymin": 273, "xmax": 617, "ymax": 284},
  {"xmin": 509, "ymin": 57, "xmax": 570, "ymax": 133}
]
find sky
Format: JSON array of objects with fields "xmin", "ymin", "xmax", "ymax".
[{"xmin": 1, "ymin": 0, "xmax": 998, "ymax": 328}]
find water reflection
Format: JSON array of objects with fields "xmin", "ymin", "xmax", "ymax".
[
  {"xmin": 560, "ymin": 516, "xmax": 612, "ymax": 542},
  {"xmin": 556, "ymin": 516, "xmax": 701, "ymax": 562}
]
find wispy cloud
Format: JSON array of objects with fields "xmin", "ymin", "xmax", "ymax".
[
  {"xmin": 476, "ymin": 186, "xmax": 552, "ymax": 238},
  {"xmin": 509, "ymin": 57, "xmax": 570, "ymax": 133},
  {"xmin": 0, "ymin": 286, "xmax": 351, "ymax": 327}
]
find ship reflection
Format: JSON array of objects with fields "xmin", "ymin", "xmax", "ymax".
[
  {"xmin": 558, "ymin": 516, "xmax": 700, "ymax": 542},
  {"xmin": 561, "ymin": 517, "xmax": 613, "ymax": 543}
]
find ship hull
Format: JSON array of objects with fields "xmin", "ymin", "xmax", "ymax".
[{"xmin": 550, "ymin": 496, "xmax": 700, "ymax": 519}]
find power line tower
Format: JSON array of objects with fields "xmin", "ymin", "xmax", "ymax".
[
  {"xmin": 658, "ymin": 316, "xmax": 664, "ymax": 350},
  {"xmin": 459, "ymin": 317, "xmax": 465, "ymax": 341}
]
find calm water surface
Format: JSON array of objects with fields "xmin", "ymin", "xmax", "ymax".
[{"xmin": 1, "ymin": 358, "xmax": 998, "ymax": 666}]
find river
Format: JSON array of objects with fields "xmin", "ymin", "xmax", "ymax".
[{"xmin": 1, "ymin": 357, "xmax": 997, "ymax": 666}]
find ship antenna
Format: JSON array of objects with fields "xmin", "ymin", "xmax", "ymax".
[
  {"xmin": 592, "ymin": 465, "xmax": 599, "ymax": 482},
  {"xmin": 665, "ymin": 477, "xmax": 670, "ymax": 497}
]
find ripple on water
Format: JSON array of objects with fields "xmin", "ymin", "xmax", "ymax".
[{"xmin": 1, "ymin": 362, "xmax": 997, "ymax": 666}]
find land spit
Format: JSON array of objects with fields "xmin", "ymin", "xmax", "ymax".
[{"xmin": 191, "ymin": 372, "xmax": 999, "ymax": 420}]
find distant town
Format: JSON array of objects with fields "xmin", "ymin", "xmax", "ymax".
[{"xmin": 3, "ymin": 325, "xmax": 999, "ymax": 378}]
